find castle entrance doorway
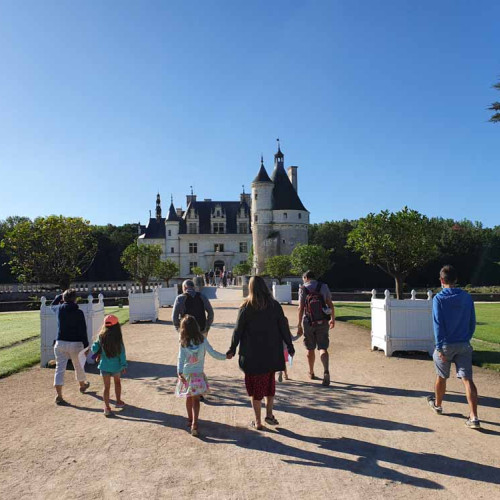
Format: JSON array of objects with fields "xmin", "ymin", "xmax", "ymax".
[{"xmin": 214, "ymin": 260, "xmax": 225, "ymax": 272}]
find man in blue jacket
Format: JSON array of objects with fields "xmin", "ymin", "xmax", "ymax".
[{"xmin": 427, "ymin": 265, "xmax": 480, "ymax": 429}]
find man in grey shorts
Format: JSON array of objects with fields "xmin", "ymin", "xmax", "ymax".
[
  {"xmin": 427, "ymin": 265, "xmax": 480, "ymax": 429},
  {"xmin": 297, "ymin": 270, "xmax": 335, "ymax": 386}
]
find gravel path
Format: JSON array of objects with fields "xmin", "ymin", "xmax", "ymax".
[{"xmin": 1, "ymin": 302, "xmax": 500, "ymax": 499}]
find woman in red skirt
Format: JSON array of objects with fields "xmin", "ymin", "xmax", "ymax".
[{"xmin": 227, "ymin": 276, "xmax": 295, "ymax": 429}]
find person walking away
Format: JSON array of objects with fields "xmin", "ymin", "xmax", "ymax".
[
  {"xmin": 91, "ymin": 314, "xmax": 127, "ymax": 417},
  {"xmin": 51, "ymin": 289, "xmax": 91, "ymax": 405},
  {"xmin": 427, "ymin": 265, "xmax": 480, "ymax": 429},
  {"xmin": 176, "ymin": 315, "xmax": 227, "ymax": 436},
  {"xmin": 227, "ymin": 276, "xmax": 295, "ymax": 430},
  {"xmin": 296, "ymin": 271, "xmax": 335, "ymax": 386},
  {"xmin": 172, "ymin": 280, "xmax": 214, "ymax": 337}
]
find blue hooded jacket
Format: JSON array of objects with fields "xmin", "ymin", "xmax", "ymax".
[{"xmin": 432, "ymin": 288, "xmax": 476, "ymax": 350}]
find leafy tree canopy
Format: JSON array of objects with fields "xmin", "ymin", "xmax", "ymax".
[
  {"xmin": 233, "ymin": 262, "xmax": 252, "ymax": 276},
  {"xmin": 264, "ymin": 255, "xmax": 292, "ymax": 284},
  {"xmin": 1, "ymin": 215, "xmax": 97, "ymax": 289},
  {"xmin": 121, "ymin": 243, "xmax": 162, "ymax": 292},
  {"xmin": 290, "ymin": 244, "xmax": 332, "ymax": 279},
  {"xmin": 347, "ymin": 207, "xmax": 439, "ymax": 298},
  {"xmin": 155, "ymin": 259, "xmax": 180, "ymax": 286},
  {"xmin": 488, "ymin": 79, "xmax": 500, "ymax": 123},
  {"xmin": 191, "ymin": 266, "xmax": 204, "ymax": 276}
]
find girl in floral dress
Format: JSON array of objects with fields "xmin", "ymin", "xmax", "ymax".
[{"xmin": 176, "ymin": 315, "xmax": 227, "ymax": 436}]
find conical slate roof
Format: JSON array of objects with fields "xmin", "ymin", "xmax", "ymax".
[
  {"xmin": 253, "ymin": 163, "xmax": 272, "ymax": 183},
  {"xmin": 166, "ymin": 202, "xmax": 181, "ymax": 221},
  {"xmin": 271, "ymin": 164, "xmax": 307, "ymax": 211}
]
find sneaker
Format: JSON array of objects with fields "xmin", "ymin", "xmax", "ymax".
[
  {"xmin": 465, "ymin": 418, "xmax": 481, "ymax": 430},
  {"xmin": 55, "ymin": 396, "xmax": 67, "ymax": 406},
  {"xmin": 114, "ymin": 401, "xmax": 126, "ymax": 408},
  {"xmin": 104, "ymin": 407, "xmax": 112, "ymax": 417},
  {"xmin": 426, "ymin": 396, "xmax": 443, "ymax": 414}
]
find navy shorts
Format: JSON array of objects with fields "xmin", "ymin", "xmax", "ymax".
[{"xmin": 433, "ymin": 343, "xmax": 473, "ymax": 379}]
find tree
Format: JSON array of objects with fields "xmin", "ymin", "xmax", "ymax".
[
  {"xmin": 155, "ymin": 259, "xmax": 180, "ymax": 286},
  {"xmin": 233, "ymin": 262, "xmax": 251, "ymax": 276},
  {"xmin": 0, "ymin": 216, "xmax": 31, "ymax": 283},
  {"xmin": 1, "ymin": 215, "xmax": 97, "ymax": 289},
  {"xmin": 347, "ymin": 207, "xmax": 439, "ymax": 299},
  {"xmin": 121, "ymin": 243, "xmax": 162, "ymax": 292},
  {"xmin": 191, "ymin": 266, "xmax": 204, "ymax": 276},
  {"xmin": 488, "ymin": 79, "xmax": 500, "ymax": 123},
  {"xmin": 290, "ymin": 244, "xmax": 332, "ymax": 278},
  {"xmin": 264, "ymin": 255, "xmax": 292, "ymax": 284}
]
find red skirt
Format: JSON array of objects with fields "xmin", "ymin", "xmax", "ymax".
[{"xmin": 244, "ymin": 372, "xmax": 276, "ymax": 400}]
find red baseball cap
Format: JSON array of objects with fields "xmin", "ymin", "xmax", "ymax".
[{"xmin": 104, "ymin": 314, "xmax": 119, "ymax": 327}]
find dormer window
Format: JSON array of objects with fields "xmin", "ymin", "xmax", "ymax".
[{"xmin": 216, "ymin": 210, "xmax": 221, "ymax": 217}]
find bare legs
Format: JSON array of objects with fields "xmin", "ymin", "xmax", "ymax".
[
  {"xmin": 434, "ymin": 376, "xmax": 447, "ymax": 407},
  {"xmin": 307, "ymin": 349, "xmax": 329, "ymax": 377},
  {"xmin": 462, "ymin": 378, "xmax": 479, "ymax": 420},
  {"xmin": 434, "ymin": 375, "xmax": 479, "ymax": 420},
  {"xmin": 103, "ymin": 375, "xmax": 112, "ymax": 410},
  {"xmin": 114, "ymin": 375, "xmax": 123, "ymax": 405},
  {"xmin": 250, "ymin": 396, "xmax": 274, "ymax": 428},
  {"xmin": 186, "ymin": 395, "xmax": 201, "ymax": 431}
]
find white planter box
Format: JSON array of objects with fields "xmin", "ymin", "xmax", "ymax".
[
  {"xmin": 158, "ymin": 285, "xmax": 178, "ymax": 307},
  {"xmin": 371, "ymin": 289, "xmax": 434, "ymax": 357},
  {"xmin": 272, "ymin": 282, "xmax": 292, "ymax": 304},
  {"xmin": 129, "ymin": 288, "xmax": 159, "ymax": 323},
  {"xmin": 40, "ymin": 294, "xmax": 105, "ymax": 367}
]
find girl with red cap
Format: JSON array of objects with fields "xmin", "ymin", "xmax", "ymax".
[{"xmin": 91, "ymin": 314, "xmax": 127, "ymax": 417}]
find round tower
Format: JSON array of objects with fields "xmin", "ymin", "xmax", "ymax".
[
  {"xmin": 165, "ymin": 196, "xmax": 181, "ymax": 269},
  {"xmin": 251, "ymin": 156, "xmax": 274, "ymax": 274}
]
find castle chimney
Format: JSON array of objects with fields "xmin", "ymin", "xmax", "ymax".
[{"xmin": 287, "ymin": 166, "xmax": 298, "ymax": 192}]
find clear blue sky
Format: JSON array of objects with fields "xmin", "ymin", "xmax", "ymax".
[{"xmin": 0, "ymin": 0, "xmax": 499, "ymax": 227}]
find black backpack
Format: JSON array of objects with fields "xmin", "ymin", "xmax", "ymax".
[
  {"xmin": 302, "ymin": 282, "xmax": 329, "ymax": 326},
  {"xmin": 184, "ymin": 292, "xmax": 207, "ymax": 331}
]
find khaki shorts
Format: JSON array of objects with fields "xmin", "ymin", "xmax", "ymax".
[{"xmin": 302, "ymin": 320, "xmax": 330, "ymax": 351}]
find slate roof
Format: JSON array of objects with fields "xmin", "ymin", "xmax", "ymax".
[
  {"xmin": 181, "ymin": 200, "xmax": 251, "ymax": 234},
  {"xmin": 140, "ymin": 217, "xmax": 166, "ymax": 239},
  {"xmin": 166, "ymin": 202, "xmax": 182, "ymax": 221},
  {"xmin": 270, "ymin": 164, "xmax": 308, "ymax": 211},
  {"xmin": 253, "ymin": 164, "xmax": 272, "ymax": 183}
]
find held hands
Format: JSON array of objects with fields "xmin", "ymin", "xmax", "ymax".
[
  {"xmin": 226, "ymin": 351, "xmax": 234, "ymax": 360},
  {"xmin": 296, "ymin": 325, "xmax": 304, "ymax": 337}
]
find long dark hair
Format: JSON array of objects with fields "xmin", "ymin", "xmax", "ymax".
[
  {"xmin": 99, "ymin": 323, "xmax": 123, "ymax": 358},
  {"xmin": 180, "ymin": 315, "xmax": 205, "ymax": 348},
  {"xmin": 241, "ymin": 276, "xmax": 273, "ymax": 311}
]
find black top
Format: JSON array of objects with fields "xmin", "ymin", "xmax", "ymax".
[
  {"xmin": 51, "ymin": 295, "xmax": 89, "ymax": 348},
  {"xmin": 228, "ymin": 300, "xmax": 295, "ymax": 375},
  {"xmin": 253, "ymin": 165, "xmax": 273, "ymax": 183},
  {"xmin": 270, "ymin": 163, "xmax": 307, "ymax": 211}
]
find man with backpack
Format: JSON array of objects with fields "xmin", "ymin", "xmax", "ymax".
[
  {"xmin": 296, "ymin": 270, "xmax": 335, "ymax": 386},
  {"xmin": 172, "ymin": 279, "xmax": 214, "ymax": 336}
]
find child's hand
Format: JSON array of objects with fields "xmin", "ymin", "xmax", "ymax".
[
  {"xmin": 121, "ymin": 368, "xmax": 127, "ymax": 375},
  {"xmin": 226, "ymin": 351, "xmax": 234, "ymax": 360},
  {"xmin": 178, "ymin": 373, "xmax": 187, "ymax": 384}
]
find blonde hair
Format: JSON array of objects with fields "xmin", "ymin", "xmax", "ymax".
[{"xmin": 241, "ymin": 276, "xmax": 273, "ymax": 311}]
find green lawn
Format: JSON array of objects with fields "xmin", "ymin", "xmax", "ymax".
[
  {"xmin": 334, "ymin": 302, "xmax": 500, "ymax": 372},
  {"xmin": 0, "ymin": 307, "xmax": 129, "ymax": 378}
]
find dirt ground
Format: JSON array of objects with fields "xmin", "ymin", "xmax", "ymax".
[{"xmin": 1, "ymin": 301, "xmax": 500, "ymax": 500}]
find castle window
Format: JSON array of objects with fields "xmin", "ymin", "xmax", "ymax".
[
  {"xmin": 284, "ymin": 213, "xmax": 288, "ymax": 219},
  {"xmin": 255, "ymin": 215, "xmax": 258, "ymax": 222},
  {"xmin": 188, "ymin": 223, "xmax": 197, "ymax": 234},
  {"xmin": 298, "ymin": 213, "xmax": 302, "ymax": 219},
  {"xmin": 213, "ymin": 222, "xmax": 224, "ymax": 234},
  {"xmin": 189, "ymin": 262, "xmax": 198, "ymax": 273},
  {"xmin": 216, "ymin": 210, "xmax": 221, "ymax": 217},
  {"xmin": 255, "ymin": 193, "xmax": 258, "ymax": 200},
  {"xmin": 214, "ymin": 244, "xmax": 224, "ymax": 252},
  {"xmin": 282, "ymin": 240, "xmax": 286, "ymax": 244},
  {"xmin": 239, "ymin": 222, "xmax": 248, "ymax": 234},
  {"xmin": 168, "ymin": 230, "xmax": 171, "ymax": 236},
  {"xmin": 239, "ymin": 242, "xmax": 248, "ymax": 253},
  {"xmin": 170, "ymin": 247, "xmax": 174, "ymax": 253},
  {"xmin": 189, "ymin": 243, "xmax": 197, "ymax": 254},
  {"xmin": 240, "ymin": 260, "xmax": 246, "ymax": 265}
]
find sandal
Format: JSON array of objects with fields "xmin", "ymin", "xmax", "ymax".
[
  {"xmin": 79, "ymin": 381, "xmax": 90, "ymax": 393},
  {"xmin": 322, "ymin": 371, "xmax": 330, "ymax": 387},
  {"xmin": 250, "ymin": 421, "xmax": 263, "ymax": 430},
  {"xmin": 191, "ymin": 427, "xmax": 199, "ymax": 437},
  {"xmin": 308, "ymin": 372, "xmax": 318, "ymax": 380},
  {"xmin": 265, "ymin": 415, "xmax": 279, "ymax": 426}
]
